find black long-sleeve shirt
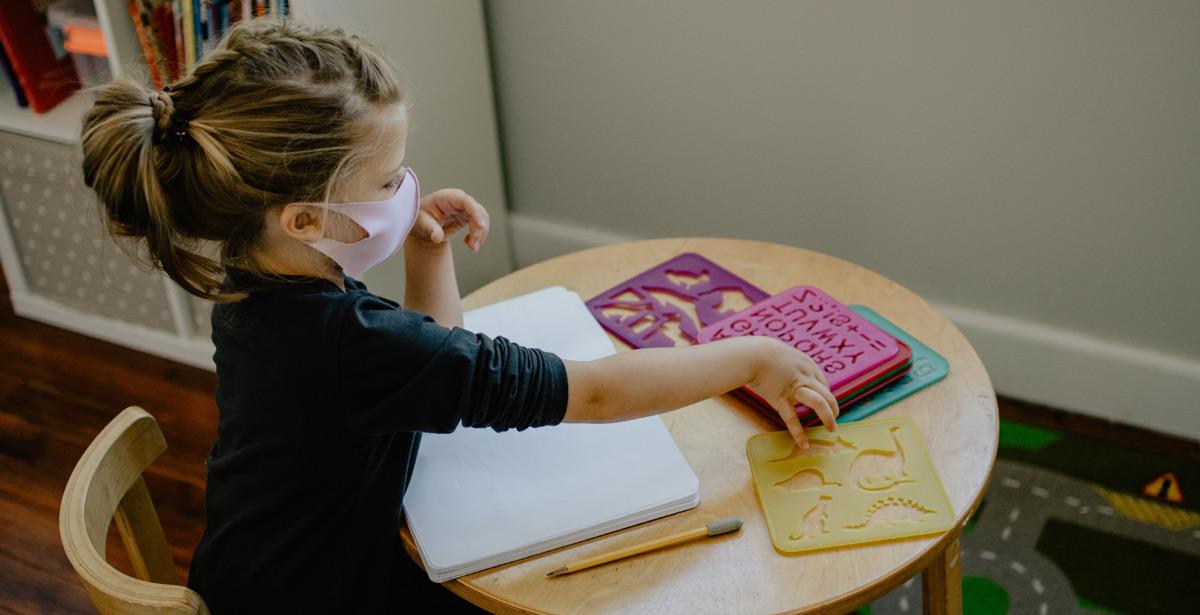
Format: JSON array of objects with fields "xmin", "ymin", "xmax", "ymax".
[{"xmin": 187, "ymin": 271, "xmax": 569, "ymax": 613}]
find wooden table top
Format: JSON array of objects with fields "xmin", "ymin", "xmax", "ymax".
[{"xmin": 400, "ymin": 238, "xmax": 999, "ymax": 614}]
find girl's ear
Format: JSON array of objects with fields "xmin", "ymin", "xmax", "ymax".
[{"xmin": 278, "ymin": 204, "xmax": 325, "ymax": 242}]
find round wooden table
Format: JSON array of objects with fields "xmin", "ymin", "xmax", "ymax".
[{"xmin": 401, "ymin": 238, "xmax": 999, "ymax": 614}]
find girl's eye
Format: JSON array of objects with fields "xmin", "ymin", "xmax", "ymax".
[{"xmin": 383, "ymin": 172, "xmax": 404, "ymax": 192}]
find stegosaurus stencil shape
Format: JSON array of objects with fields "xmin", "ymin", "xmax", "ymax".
[{"xmin": 844, "ymin": 496, "xmax": 937, "ymax": 529}]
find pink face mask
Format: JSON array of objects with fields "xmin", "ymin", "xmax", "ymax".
[{"xmin": 305, "ymin": 168, "xmax": 420, "ymax": 279}]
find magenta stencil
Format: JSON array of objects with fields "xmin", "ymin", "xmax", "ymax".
[
  {"xmin": 585, "ymin": 253, "xmax": 770, "ymax": 349},
  {"xmin": 697, "ymin": 286, "xmax": 900, "ymax": 391}
]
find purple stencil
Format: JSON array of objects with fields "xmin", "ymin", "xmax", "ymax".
[{"xmin": 585, "ymin": 252, "xmax": 770, "ymax": 349}]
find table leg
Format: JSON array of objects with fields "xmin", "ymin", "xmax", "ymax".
[{"xmin": 922, "ymin": 537, "xmax": 962, "ymax": 615}]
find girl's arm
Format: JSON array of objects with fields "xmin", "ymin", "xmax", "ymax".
[
  {"xmin": 403, "ymin": 188, "xmax": 490, "ymax": 328},
  {"xmin": 563, "ymin": 336, "xmax": 840, "ymax": 449},
  {"xmin": 404, "ymin": 241, "xmax": 463, "ymax": 327}
]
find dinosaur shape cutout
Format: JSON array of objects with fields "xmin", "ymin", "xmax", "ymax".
[
  {"xmin": 789, "ymin": 495, "xmax": 833, "ymax": 540},
  {"xmin": 770, "ymin": 436, "xmax": 857, "ymax": 462},
  {"xmin": 849, "ymin": 426, "xmax": 913, "ymax": 490},
  {"xmin": 646, "ymin": 289, "xmax": 703, "ymax": 340},
  {"xmin": 664, "ymin": 269, "xmax": 710, "ymax": 292},
  {"xmin": 844, "ymin": 496, "xmax": 936, "ymax": 529},
  {"xmin": 774, "ymin": 468, "xmax": 843, "ymax": 491},
  {"xmin": 695, "ymin": 287, "xmax": 755, "ymax": 318}
]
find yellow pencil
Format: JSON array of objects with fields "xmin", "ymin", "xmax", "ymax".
[{"xmin": 546, "ymin": 517, "xmax": 743, "ymax": 577}]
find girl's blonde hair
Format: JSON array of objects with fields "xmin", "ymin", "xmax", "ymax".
[{"xmin": 80, "ymin": 19, "xmax": 404, "ymax": 301}]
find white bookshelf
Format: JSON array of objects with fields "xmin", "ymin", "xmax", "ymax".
[
  {"xmin": 0, "ymin": 0, "xmax": 214, "ymax": 369},
  {"xmin": 0, "ymin": 87, "xmax": 91, "ymax": 145}
]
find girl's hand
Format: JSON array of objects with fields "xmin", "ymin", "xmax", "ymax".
[
  {"xmin": 409, "ymin": 188, "xmax": 490, "ymax": 252},
  {"xmin": 748, "ymin": 338, "xmax": 840, "ymax": 451}
]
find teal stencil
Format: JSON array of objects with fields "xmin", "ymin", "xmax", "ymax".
[{"xmin": 836, "ymin": 306, "xmax": 950, "ymax": 423}]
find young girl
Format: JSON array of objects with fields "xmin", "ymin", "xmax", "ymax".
[{"xmin": 80, "ymin": 19, "xmax": 837, "ymax": 614}]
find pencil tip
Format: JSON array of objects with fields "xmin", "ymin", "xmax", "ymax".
[{"xmin": 547, "ymin": 567, "xmax": 567, "ymax": 577}]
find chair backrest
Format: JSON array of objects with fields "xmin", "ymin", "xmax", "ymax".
[{"xmin": 59, "ymin": 406, "xmax": 209, "ymax": 614}]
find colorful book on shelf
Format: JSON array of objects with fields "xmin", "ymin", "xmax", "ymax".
[
  {"xmin": 0, "ymin": 0, "xmax": 80, "ymax": 113},
  {"xmin": 196, "ymin": 0, "xmax": 208, "ymax": 59},
  {"xmin": 181, "ymin": 0, "xmax": 195, "ymax": 70},
  {"xmin": 126, "ymin": 0, "xmax": 291, "ymax": 77},
  {"xmin": 129, "ymin": 1, "xmax": 167, "ymax": 88},
  {"xmin": 171, "ymin": 2, "xmax": 183, "ymax": 76},
  {"xmin": 151, "ymin": 2, "xmax": 179, "ymax": 81},
  {"xmin": 204, "ymin": 0, "xmax": 216, "ymax": 55},
  {"xmin": 62, "ymin": 24, "xmax": 106, "ymax": 57},
  {"xmin": 697, "ymin": 285, "xmax": 910, "ymax": 424},
  {"xmin": 0, "ymin": 44, "xmax": 28, "ymax": 108}
]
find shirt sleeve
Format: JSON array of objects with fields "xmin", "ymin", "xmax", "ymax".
[{"xmin": 334, "ymin": 293, "xmax": 570, "ymax": 436}]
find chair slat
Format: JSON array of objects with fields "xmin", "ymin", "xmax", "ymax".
[{"xmin": 114, "ymin": 476, "xmax": 181, "ymax": 585}]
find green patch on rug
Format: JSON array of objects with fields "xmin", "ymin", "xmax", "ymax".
[
  {"xmin": 998, "ymin": 420, "xmax": 1061, "ymax": 451},
  {"xmin": 962, "ymin": 576, "xmax": 1008, "ymax": 614},
  {"xmin": 1079, "ymin": 597, "xmax": 1122, "ymax": 613}
]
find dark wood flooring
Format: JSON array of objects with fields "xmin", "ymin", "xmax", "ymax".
[
  {"xmin": 0, "ymin": 271, "xmax": 216, "ymax": 614},
  {"xmin": 0, "ymin": 270, "xmax": 1195, "ymax": 614}
]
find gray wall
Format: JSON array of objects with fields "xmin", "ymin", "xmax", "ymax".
[
  {"xmin": 486, "ymin": 0, "xmax": 1200, "ymax": 359},
  {"xmin": 485, "ymin": 1, "xmax": 1200, "ymax": 436}
]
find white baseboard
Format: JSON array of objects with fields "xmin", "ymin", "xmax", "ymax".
[
  {"xmin": 510, "ymin": 213, "xmax": 1200, "ymax": 440},
  {"xmin": 10, "ymin": 291, "xmax": 216, "ymax": 371}
]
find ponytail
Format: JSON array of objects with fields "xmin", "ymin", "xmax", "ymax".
[
  {"xmin": 78, "ymin": 18, "xmax": 405, "ymax": 302},
  {"xmin": 81, "ymin": 80, "xmax": 231, "ymax": 300}
]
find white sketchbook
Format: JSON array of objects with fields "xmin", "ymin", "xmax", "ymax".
[{"xmin": 403, "ymin": 286, "xmax": 700, "ymax": 582}]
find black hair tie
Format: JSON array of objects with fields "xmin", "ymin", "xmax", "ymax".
[{"xmin": 149, "ymin": 89, "xmax": 190, "ymax": 144}]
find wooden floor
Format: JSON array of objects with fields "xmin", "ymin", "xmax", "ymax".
[
  {"xmin": 0, "ymin": 272, "xmax": 217, "ymax": 614},
  {"xmin": 0, "ymin": 272, "xmax": 1195, "ymax": 614}
]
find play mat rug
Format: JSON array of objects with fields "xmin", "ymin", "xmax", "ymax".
[{"xmin": 855, "ymin": 418, "xmax": 1199, "ymax": 614}]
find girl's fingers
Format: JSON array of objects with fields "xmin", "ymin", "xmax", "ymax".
[
  {"xmin": 425, "ymin": 190, "xmax": 490, "ymax": 251},
  {"xmin": 797, "ymin": 375, "xmax": 840, "ymax": 419},
  {"xmin": 815, "ymin": 379, "xmax": 839, "ymax": 418},
  {"xmin": 794, "ymin": 385, "xmax": 837, "ymax": 432},
  {"xmin": 412, "ymin": 210, "xmax": 445, "ymax": 244},
  {"xmin": 461, "ymin": 197, "xmax": 489, "ymax": 252},
  {"xmin": 774, "ymin": 397, "xmax": 809, "ymax": 451}
]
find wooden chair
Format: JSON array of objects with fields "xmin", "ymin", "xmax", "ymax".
[{"xmin": 59, "ymin": 406, "xmax": 209, "ymax": 614}]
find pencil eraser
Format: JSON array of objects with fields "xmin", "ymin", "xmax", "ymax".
[{"xmin": 706, "ymin": 516, "xmax": 743, "ymax": 536}]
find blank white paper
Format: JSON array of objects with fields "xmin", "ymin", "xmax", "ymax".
[{"xmin": 403, "ymin": 287, "xmax": 700, "ymax": 581}]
